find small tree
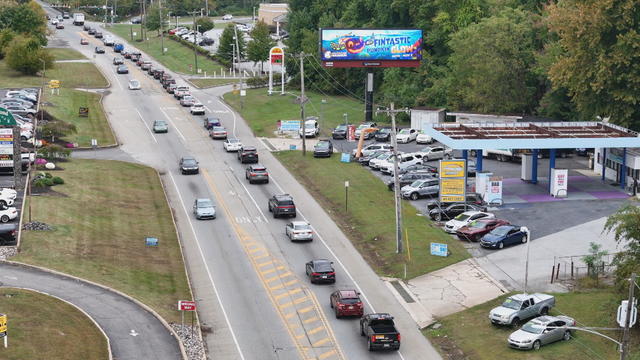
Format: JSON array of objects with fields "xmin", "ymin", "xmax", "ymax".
[
  {"xmin": 144, "ymin": 3, "xmax": 167, "ymax": 34},
  {"xmin": 0, "ymin": 29, "xmax": 15, "ymax": 59},
  {"xmin": 216, "ymin": 23, "xmax": 245, "ymax": 66},
  {"xmin": 5, "ymin": 37, "xmax": 54, "ymax": 75},
  {"xmin": 582, "ymin": 242, "xmax": 608, "ymax": 279},
  {"xmin": 42, "ymin": 121, "xmax": 77, "ymax": 143},
  {"xmin": 604, "ymin": 204, "xmax": 640, "ymax": 291},
  {"xmin": 195, "ymin": 17, "xmax": 214, "ymax": 33},
  {"xmin": 247, "ymin": 21, "xmax": 275, "ymax": 73}
]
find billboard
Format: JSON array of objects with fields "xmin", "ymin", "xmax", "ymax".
[
  {"xmin": 439, "ymin": 159, "xmax": 467, "ymax": 203},
  {"xmin": 320, "ymin": 29, "xmax": 422, "ymax": 68}
]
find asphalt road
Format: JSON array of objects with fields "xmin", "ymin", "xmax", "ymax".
[{"xmin": 43, "ymin": 9, "xmax": 444, "ymax": 360}]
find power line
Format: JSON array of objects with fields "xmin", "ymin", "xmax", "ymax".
[
  {"xmin": 305, "ymin": 57, "xmax": 365, "ymax": 102},
  {"xmin": 291, "ymin": 57, "xmax": 363, "ymax": 104}
]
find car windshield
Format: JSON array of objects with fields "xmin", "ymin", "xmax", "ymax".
[
  {"xmin": 335, "ymin": 125, "xmax": 346, "ymax": 130},
  {"xmin": 399, "ymin": 129, "xmax": 411, "ymax": 134},
  {"xmin": 294, "ymin": 224, "xmax": 311, "ymax": 231},
  {"xmin": 468, "ymin": 221, "xmax": 488, "ymax": 229},
  {"xmin": 316, "ymin": 142, "xmax": 330, "ymax": 149},
  {"xmin": 130, "ymin": 81, "xmax": 139, "ymax": 86},
  {"xmin": 454, "ymin": 214, "xmax": 471, "ymax": 221},
  {"xmin": 521, "ymin": 321, "xmax": 545, "ymax": 334},
  {"xmin": 491, "ymin": 226, "xmax": 512, "ymax": 236},
  {"xmin": 305, "ymin": 123, "xmax": 315, "ymax": 129},
  {"xmin": 212, "ymin": 127, "xmax": 225, "ymax": 131},
  {"xmin": 183, "ymin": 159, "xmax": 197, "ymax": 166},
  {"xmin": 340, "ymin": 298, "xmax": 360, "ymax": 304},
  {"xmin": 379, "ymin": 128, "xmax": 391, "ymax": 134},
  {"xmin": 357, "ymin": 124, "xmax": 369, "ymax": 130},
  {"xmin": 228, "ymin": 139, "xmax": 239, "ymax": 143},
  {"xmin": 198, "ymin": 200, "xmax": 213, "ymax": 208},
  {"xmin": 378, "ymin": 153, "xmax": 392, "ymax": 160},
  {"xmin": 155, "ymin": 121, "xmax": 166, "ymax": 126},
  {"xmin": 314, "ymin": 262, "xmax": 332, "ymax": 272},
  {"xmin": 502, "ymin": 298, "xmax": 522, "ymax": 310}
]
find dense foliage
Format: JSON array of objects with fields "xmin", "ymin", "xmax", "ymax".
[
  {"xmin": 216, "ymin": 23, "xmax": 246, "ymax": 67},
  {"xmin": 604, "ymin": 204, "xmax": 640, "ymax": 292}
]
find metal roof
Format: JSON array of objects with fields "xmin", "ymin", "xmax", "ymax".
[{"xmin": 423, "ymin": 121, "xmax": 640, "ymax": 150}]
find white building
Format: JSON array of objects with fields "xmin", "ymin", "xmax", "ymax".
[
  {"xmin": 594, "ymin": 148, "xmax": 640, "ymax": 188},
  {"xmin": 410, "ymin": 107, "xmax": 445, "ymax": 130}
]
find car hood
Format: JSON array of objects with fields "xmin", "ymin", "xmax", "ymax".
[
  {"xmin": 401, "ymin": 185, "xmax": 418, "ymax": 193},
  {"xmin": 490, "ymin": 306, "xmax": 516, "ymax": 318},
  {"xmin": 457, "ymin": 226, "xmax": 484, "ymax": 235},
  {"xmin": 481, "ymin": 233, "xmax": 504, "ymax": 243},
  {"xmin": 445, "ymin": 219, "xmax": 466, "ymax": 228},
  {"xmin": 197, "ymin": 207, "xmax": 216, "ymax": 214},
  {"xmin": 509, "ymin": 329, "xmax": 538, "ymax": 343},
  {"xmin": 333, "ymin": 129, "xmax": 346, "ymax": 133}
]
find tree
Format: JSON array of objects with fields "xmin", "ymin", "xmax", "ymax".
[
  {"xmin": 195, "ymin": 17, "xmax": 214, "ymax": 33},
  {"xmin": 0, "ymin": 29, "xmax": 15, "ymax": 59},
  {"xmin": 582, "ymin": 242, "xmax": 608, "ymax": 279},
  {"xmin": 5, "ymin": 37, "xmax": 54, "ymax": 75},
  {"xmin": 604, "ymin": 204, "xmax": 640, "ymax": 291},
  {"xmin": 546, "ymin": 0, "xmax": 640, "ymax": 129},
  {"xmin": 144, "ymin": 3, "xmax": 167, "ymax": 34},
  {"xmin": 216, "ymin": 24, "xmax": 245, "ymax": 66},
  {"xmin": 246, "ymin": 21, "xmax": 275, "ymax": 73},
  {"xmin": 0, "ymin": 1, "xmax": 48, "ymax": 45},
  {"xmin": 41, "ymin": 121, "xmax": 77, "ymax": 143}
]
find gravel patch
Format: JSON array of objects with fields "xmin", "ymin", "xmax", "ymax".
[
  {"xmin": 0, "ymin": 246, "xmax": 17, "ymax": 260},
  {"xmin": 170, "ymin": 323, "xmax": 206, "ymax": 360},
  {"xmin": 23, "ymin": 221, "xmax": 54, "ymax": 231}
]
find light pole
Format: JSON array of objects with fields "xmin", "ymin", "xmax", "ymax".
[
  {"xmin": 521, "ymin": 226, "xmax": 531, "ymax": 295},
  {"xmin": 320, "ymin": 99, "xmax": 326, "ymax": 133},
  {"xmin": 343, "ymin": 113, "xmax": 348, "ymax": 126}
]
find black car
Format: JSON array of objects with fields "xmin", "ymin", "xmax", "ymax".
[
  {"xmin": 203, "ymin": 117, "xmax": 221, "ymax": 130},
  {"xmin": 428, "ymin": 203, "xmax": 487, "ymax": 222},
  {"xmin": 245, "ymin": 164, "xmax": 269, "ymax": 184},
  {"xmin": 83, "ymin": 24, "xmax": 91, "ymax": 31},
  {"xmin": 268, "ymin": 194, "xmax": 296, "ymax": 218},
  {"xmin": 386, "ymin": 172, "xmax": 436, "ymax": 191},
  {"xmin": 0, "ymin": 223, "xmax": 16, "ymax": 245},
  {"xmin": 88, "ymin": 28, "xmax": 96, "ymax": 35},
  {"xmin": 238, "ymin": 146, "xmax": 259, "ymax": 163},
  {"xmin": 95, "ymin": 46, "xmax": 105, "ymax": 54},
  {"xmin": 332, "ymin": 124, "xmax": 350, "ymax": 139},
  {"xmin": 305, "ymin": 259, "xmax": 335, "ymax": 284},
  {"xmin": 375, "ymin": 127, "xmax": 393, "ymax": 142},
  {"xmin": 116, "ymin": 65, "xmax": 129, "ymax": 74},
  {"xmin": 153, "ymin": 69, "xmax": 165, "ymax": 80},
  {"xmin": 179, "ymin": 156, "xmax": 199, "ymax": 175},
  {"xmin": 398, "ymin": 163, "xmax": 438, "ymax": 175},
  {"xmin": 94, "ymin": 32, "xmax": 103, "ymax": 38},
  {"xmin": 313, "ymin": 139, "xmax": 333, "ymax": 158},
  {"xmin": 131, "ymin": 17, "xmax": 142, "ymax": 24},
  {"xmin": 130, "ymin": 54, "xmax": 140, "ymax": 62},
  {"xmin": 425, "ymin": 193, "xmax": 486, "ymax": 212}
]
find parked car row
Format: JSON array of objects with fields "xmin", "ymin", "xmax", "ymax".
[
  {"xmin": 169, "ymin": 27, "xmax": 215, "ymax": 46},
  {"xmin": 335, "ymin": 122, "xmax": 434, "ymax": 144},
  {"xmin": 1, "ymin": 88, "xmax": 39, "ymax": 141}
]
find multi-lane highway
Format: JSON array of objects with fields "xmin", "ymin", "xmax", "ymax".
[{"xmin": 41, "ymin": 4, "xmax": 442, "ymax": 359}]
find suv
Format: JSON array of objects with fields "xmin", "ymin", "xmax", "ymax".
[
  {"xmin": 386, "ymin": 172, "xmax": 435, "ymax": 191},
  {"xmin": 313, "ymin": 139, "xmax": 333, "ymax": 158},
  {"xmin": 401, "ymin": 178, "xmax": 440, "ymax": 200},
  {"xmin": 237, "ymin": 146, "xmax": 258, "ymax": 163},
  {"xmin": 268, "ymin": 194, "xmax": 296, "ymax": 218}
]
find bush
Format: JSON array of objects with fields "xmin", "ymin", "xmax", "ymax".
[
  {"xmin": 52, "ymin": 176, "xmax": 64, "ymax": 185},
  {"xmin": 6, "ymin": 37, "xmax": 54, "ymax": 75},
  {"xmin": 246, "ymin": 76, "xmax": 282, "ymax": 88},
  {"xmin": 195, "ymin": 17, "xmax": 214, "ymax": 33},
  {"xmin": 44, "ymin": 172, "xmax": 53, "ymax": 179},
  {"xmin": 43, "ymin": 178, "xmax": 54, "ymax": 186},
  {"xmin": 33, "ymin": 178, "xmax": 47, "ymax": 187},
  {"xmin": 39, "ymin": 144, "xmax": 71, "ymax": 160}
]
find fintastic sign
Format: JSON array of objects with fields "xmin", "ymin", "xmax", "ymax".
[{"xmin": 320, "ymin": 29, "xmax": 422, "ymax": 68}]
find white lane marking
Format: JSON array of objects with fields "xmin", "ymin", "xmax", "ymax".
[
  {"xmin": 212, "ymin": 96, "xmax": 238, "ymax": 137},
  {"xmin": 129, "ymin": 329, "xmax": 139, "ymax": 337},
  {"xmin": 134, "ymin": 108, "xmax": 158, "ymax": 144},
  {"xmin": 204, "ymin": 105, "xmax": 212, "ymax": 112},
  {"xmin": 167, "ymin": 172, "xmax": 247, "ymax": 360},
  {"xmin": 158, "ymin": 107, "xmax": 186, "ymax": 142},
  {"xmin": 111, "ymin": 68, "xmax": 125, "ymax": 91},
  {"xmin": 235, "ymin": 175, "xmax": 269, "ymax": 223}
]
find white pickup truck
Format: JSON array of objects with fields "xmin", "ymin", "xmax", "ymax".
[{"xmin": 489, "ymin": 293, "xmax": 555, "ymax": 326}]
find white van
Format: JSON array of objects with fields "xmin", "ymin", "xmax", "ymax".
[{"xmin": 299, "ymin": 118, "xmax": 319, "ymax": 138}]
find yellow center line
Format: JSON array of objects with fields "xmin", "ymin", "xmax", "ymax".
[
  {"xmin": 308, "ymin": 326, "xmax": 325, "ymax": 335},
  {"xmin": 312, "ymin": 338, "xmax": 331, "ymax": 347},
  {"xmin": 303, "ymin": 316, "xmax": 319, "ymax": 324},
  {"xmin": 319, "ymin": 349, "xmax": 337, "ymax": 359},
  {"xmin": 275, "ymin": 288, "xmax": 301, "ymax": 300}
]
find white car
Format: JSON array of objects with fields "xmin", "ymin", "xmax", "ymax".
[
  {"xmin": 444, "ymin": 211, "xmax": 495, "ymax": 234},
  {"xmin": 285, "ymin": 221, "xmax": 313, "ymax": 241},
  {"xmin": 223, "ymin": 138, "xmax": 242, "ymax": 152},
  {"xmin": 51, "ymin": 18, "xmax": 58, "ymax": 25},
  {"xmin": 222, "ymin": 14, "xmax": 233, "ymax": 20},
  {"xmin": 416, "ymin": 131, "xmax": 434, "ymax": 144},
  {"xmin": 190, "ymin": 103, "xmax": 206, "ymax": 115},
  {"xmin": 369, "ymin": 152, "xmax": 396, "ymax": 170},
  {"xmin": 380, "ymin": 152, "xmax": 426, "ymax": 174},
  {"xmin": 299, "ymin": 119, "xmax": 319, "ymax": 138},
  {"xmin": 351, "ymin": 143, "xmax": 393, "ymax": 157},
  {"xmin": 0, "ymin": 207, "xmax": 18, "ymax": 223},
  {"xmin": 6, "ymin": 91, "xmax": 37, "ymax": 102},
  {"xmin": 128, "ymin": 79, "xmax": 141, "ymax": 90},
  {"xmin": 421, "ymin": 146, "xmax": 453, "ymax": 161},
  {"xmin": 0, "ymin": 188, "xmax": 17, "ymax": 207},
  {"xmin": 396, "ymin": 128, "xmax": 418, "ymax": 143}
]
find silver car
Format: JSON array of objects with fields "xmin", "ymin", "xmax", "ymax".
[
  {"xmin": 193, "ymin": 198, "xmax": 216, "ymax": 220},
  {"xmin": 401, "ymin": 179, "xmax": 440, "ymax": 200},
  {"xmin": 285, "ymin": 221, "xmax": 313, "ymax": 241},
  {"xmin": 508, "ymin": 315, "xmax": 575, "ymax": 350}
]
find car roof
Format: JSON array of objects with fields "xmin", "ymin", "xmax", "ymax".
[
  {"xmin": 243, "ymin": 146, "xmax": 256, "ymax": 151},
  {"xmin": 182, "ymin": 156, "xmax": 196, "ymax": 161},
  {"xmin": 291, "ymin": 221, "xmax": 309, "ymax": 226},
  {"xmin": 196, "ymin": 198, "xmax": 212, "ymax": 203},
  {"xmin": 338, "ymin": 290, "xmax": 359, "ymax": 298},
  {"xmin": 250, "ymin": 164, "xmax": 266, "ymax": 170},
  {"xmin": 312, "ymin": 259, "xmax": 331, "ymax": 265},
  {"xmin": 274, "ymin": 194, "xmax": 293, "ymax": 200}
]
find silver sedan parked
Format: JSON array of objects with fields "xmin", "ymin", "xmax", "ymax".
[
  {"xmin": 508, "ymin": 315, "xmax": 575, "ymax": 350},
  {"xmin": 285, "ymin": 221, "xmax": 313, "ymax": 242}
]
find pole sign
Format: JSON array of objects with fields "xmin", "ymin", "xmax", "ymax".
[
  {"xmin": 0, "ymin": 107, "xmax": 16, "ymax": 126},
  {"xmin": 347, "ymin": 125, "xmax": 356, "ymax": 141},
  {"xmin": 439, "ymin": 159, "xmax": 467, "ymax": 203},
  {"xmin": 0, "ymin": 314, "xmax": 6, "ymax": 336},
  {"xmin": 177, "ymin": 300, "xmax": 196, "ymax": 311},
  {"xmin": 48, "ymin": 79, "xmax": 60, "ymax": 88},
  {"xmin": 269, "ymin": 47, "xmax": 284, "ymax": 64},
  {"xmin": 0, "ymin": 129, "xmax": 13, "ymax": 168}
]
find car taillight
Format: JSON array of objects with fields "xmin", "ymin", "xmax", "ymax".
[
  {"xmin": 250, "ymin": 172, "xmax": 256, "ymax": 176},
  {"xmin": 277, "ymin": 205, "xmax": 293, "ymax": 209},
  {"xmin": 311, "ymin": 272, "xmax": 320, "ymax": 276},
  {"xmin": 371, "ymin": 335, "xmax": 376, "ymax": 343},
  {"xmin": 327, "ymin": 272, "xmax": 335, "ymax": 276},
  {"xmin": 397, "ymin": 333, "xmax": 401, "ymax": 342}
]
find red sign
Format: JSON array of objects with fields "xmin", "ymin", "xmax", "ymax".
[
  {"xmin": 270, "ymin": 47, "xmax": 284, "ymax": 64},
  {"xmin": 178, "ymin": 300, "xmax": 196, "ymax": 311},
  {"xmin": 347, "ymin": 125, "xmax": 356, "ymax": 141}
]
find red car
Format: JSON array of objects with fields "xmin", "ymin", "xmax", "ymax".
[
  {"xmin": 330, "ymin": 290, "xmax": 364, "ymax": 318},
  {"xmin": 80, "ymin": 38, "xmax": 88, "ymax": 45},
  {"xmin": 456, "ymin": 218, "xmax": 510, "ymax": 242}
]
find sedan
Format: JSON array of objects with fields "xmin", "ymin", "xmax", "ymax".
[
  {"xmin": 374, "ymin": 127, "xmax": 392, "ymax": 142},
  {"xmin": 128, "ymin": 79, "xmax": 141, "ymax": 90},
  {"xmin": 56, "ymin": 23, "xmax": 65, "ymax": 29},
  {"xmin": 180, "ymin": 95, "xmax": 196, "ymax": 107},
  {"xmin": 238, "ymin": 146, "xmax": 258, "ymax": 163},
  {"xmin": 245, "ymin": 164, "xmax": 269, "ymax": 184},
  {"xmin": 429, "ymin": 203, "xmax": 487, "ymax": 222},
  {"xmin": 480, "ymin": 225, "xmax": 528, "ymax": 249},
  {"xmin": 116, "ymin": 65, "xmax": 129, "ymax": 74},
  {"xmin": 330, "ymin": 290, "xmax": 364, "ymax": 318},
  {"xmin": 396, "ymin": 128, "xmax": 418, "ymax": 143},
  {"xmin": 305, "ymin": 259, "xmax": 335, "ymax": 284},
  {"xmin": 80, "ymin": 38, "xmax": 89, "ymax": 45},
  {"xmin": 331, "ymin": 124, "xmax": 350, "ymax": 139},
  {"xmin": 94, "ymin": 32, "xmax": 103, "ymax": 38},
  {"xmin": 223, "ymin": 138, "xmax": 242, "ymax": 152},
  {"xmin": 113, "ymin": 57, "xmax": 124, "ymax": 65},
  {"xmin": 416, "ymin": 131, "xmax": 434, "ymax": 144},
  {"xmin": 456, "ymin": 218, "xmax": 509, "ymax": 242},
  {"xmin": 193, "ymin": 198, "xmax": 216, "ymax": 220},
  {"xmin": 313, "ymin": 139, "xmax": 333, "ymax": 158},
  {"xmin": 190, "ymin": 103, "xmax": 205, "ymax": 115},
  {"xmin": 444, "ymin": 211, "xmax": 495, "ymax": 234},
  {"xmin": 508, "ymin": 315, "xmax": 575, "ymax": 350},
  {"xmin": 88, "ymin": 28, "xmax": 96, "ymax": 35},
  {"xmin": 0, "ymin": 207, "xmax": 18, "ymax": 223},
  {"xmin": 179, "ymin": 156, "xmax": 199, "ymax": 175},
  {"xmin": 95, "ymin": 46, "xmax": 105, "ymax": 54},
  {"xmin": 152, "ymin": 120, "xmax": 168, "ymax": 133},
  {"xmin": 204, "ymin": 117, "xmax": 221, "ymax": 130},
  {"xmin": 285, "ymin": 221, "xmax": 313, "ymax": 241},
  {"xmin": 209, "ymin": 126, "xmax": 228, "ymax": 140}
]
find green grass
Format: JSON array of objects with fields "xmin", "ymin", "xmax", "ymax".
[
  {"xmin": 273, "ymin": 152, "xmax": 469, "ymax": 278},
  {"xmin": 188, "ymin": 77, "xmax": 237, "ymax": 88},
  {"xmin": 48, "ymin": 47, "xmax": 87, "ymax": 60},
  {"xmin": 225, "ymin": 88, "xmax": 374, "ymax": 138},
  {"xmin": 0, "ymin": 288, "xmax": 109, "ymax": 360},
  {"xmin": 16, "ymin": 160, "xmax": 192, "ymax": 323},
  {"xmin": 424, "ymin": 289, "xmax": 639, "ymax": 360},
  {"xmin": 109, "ymin": 24, "xmax": 224, "ymax": 75},
  {"xmin": 42, "ymin": 88, "xmax": 116, "ymax": 147},
  {"xmin": 0, "ymin": 58, "xmax": 108, "ymax": 89}
]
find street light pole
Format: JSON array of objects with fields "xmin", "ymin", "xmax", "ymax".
[
  {"xmin": 159, "ymin": 0, "xmax": 164, "ymax": 55},
  {"xmin": 521, "ymin": 226, "xmax": 531, "ymax": 295},
  {"xmin": 299, "ymin": 52, "xmax": 306, "ymax": 156},
  {"xmin": 191, "ymin": 11, "xmax": 198, "ymax": 74}
]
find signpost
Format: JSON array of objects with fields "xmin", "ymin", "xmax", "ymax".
[
  {"xmin": 178, "ymin": 300, "xmax": 196, "ymax": 338},
  {"xmin": 439, "ymin": 159, "xmax": 467, "ymax": 203},
  {"xmin": 268, "ymin": 46, "xmax": 285, "ymax": 95},
  {"xmin": 48, "ymin": 79, "xmax": 60, "ymax": 95}
]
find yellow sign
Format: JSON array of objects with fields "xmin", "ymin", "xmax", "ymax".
[
  {"xmin": 441, "ymin": 178, "xmax": 465, "ymax": 195},
  {"xmin": 48, "ymin": 80, "xmax": 61, "ymax": 89},
  {"xmin": 0, "ymin": 313, "xmax": 6, "ymax": 333},
  {"xmin": 270, "ymin": 47, "xmax": 284, "ymax": 55},
  {"xmin": 441, "ymin": 195, "xmax": 465, "ymax": 202},
  {"xmin": 440, "ymin": 160, "xmax": 466, "ymax": 178}
]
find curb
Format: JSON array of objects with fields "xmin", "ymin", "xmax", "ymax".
[
  {"xmin": 0, "ymin": 260, "xmax": 188, "ymax": 360},
  {"xmin": 2, "ymin": 286, "xmax": 113, "ymax": 360}
]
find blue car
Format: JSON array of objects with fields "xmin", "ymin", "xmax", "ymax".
[{"xmin": 480, "ymin": 225, "xmax": 527, "ymax": 249}]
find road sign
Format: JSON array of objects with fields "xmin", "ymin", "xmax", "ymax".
[
  {"xmin": 0, "ymin": 314, "xmax": 6, "ymax": 334},
  {"xmin": 0, "ymin": 108, "xmax": 16, "ymax": 126},
  {"xmin": 430, "ymin": 243, "xmax": 448, "ymax": 257},
  {"xmin": 178, "ymin": 300, "xmax": 196, "ymax": 311},
  {"xmin": 440, "ymin": 160, "xmax": 466, "ymax": 177},
  {"xmin": 341, "ymin": 153, "xmax": 350, "ymax": 163},
  {"xmin": 270, "ymin": 46, "xmax": 284, "ymax": 64},
  {"xmin": 617, "ymin": 300, "xmax": 637, "ymax": 327},
  {"xmin": 145, "ymin": 237, "xmax": 158, "ymax": 246},
  {"xmin": 439, "ymin": 159, "xmax": 467, "ymax": 203},
  {"xmin": 49, "ymin": 79, "xmax": 60, "ymax": 88}
]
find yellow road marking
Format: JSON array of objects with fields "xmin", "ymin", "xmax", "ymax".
[
  {"xmin": 283, "ymin": 279, "xmax": 297, "ymax": 287},
  {"xmin": 253, "ymin": 253, "xmax": 269, "ymax": 260},
  {"xmin": 257, "ymin": 261, "xmax": 273, "ymax": 268},
  {"xmin": 299, "ymin": 306, "xmax": 314, "ymax": 314},
  {"xmin": 262, "ymin": 266, "xmax": 285, "ymax": 276},
  {"xmin": 303, "ymin": 316, "xmax": 319, "ymax": 324},
  {"xmin": 312, "ymin": 338, "xmax": 331, "ymax": 347},
  {"xmin": 248, "ymin": 247, "xmax": 263, "ymax": 253},
  {"xmin": 274, "ymin": 288, "xmax": 301, "ymax": 300},
  {"xmin": 284, "ymin": 312, "xmax": 297, "ymax": 319},
  {"xmin": 293, "ymin": 296, "xmax": 309, "ymax": 305},
  {"xmin": 308, "ymin": 326, "xmax": 324, "ymax": 335},
  {"xmin": 319, "ymin": 350, "xmax": 337, "ymax": 359}
]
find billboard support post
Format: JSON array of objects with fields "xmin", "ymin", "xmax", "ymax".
[
  {"xmin": 365, "ymin": 73, "xmax": 374, "ymax": 122},
  {"xmin": 299, "ymin": 52, "xmax": 306, "ymax": 156}
]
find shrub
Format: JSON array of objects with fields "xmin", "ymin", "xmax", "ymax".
[
  {"xmin": 33, "ymin": 178, "xmax": 47, "ymax": 187},
  {"xmin": 44, "ymin": 172, "xmax": 53, "ymax": 179},
  {"xmin": 43, "ymin": 178, "xmax": 54, "ymax": 186},
  {"xmin": 6, "ymin": 37, "xmax": 54, "ymax": 75},
  {"xmin": 52, "ymin": 176, "xmax": 64, "ymax": 185},
  {"xmin": 39, "ymin": 144, "xmax": 71, "ymax": 160}
]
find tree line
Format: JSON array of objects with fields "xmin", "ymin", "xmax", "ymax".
[
  {"xmin": 69, "ymin": 0, "xmax": 259, "ymax": 18},
  {"xmin": 286, "ymin": 0, "xmax": 640, "ymax": 129}
]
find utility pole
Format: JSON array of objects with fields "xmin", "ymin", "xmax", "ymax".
[
  {"xmin": 621, "ymin": 272, "xmax": 637, "ymax": 360},
  {"xmin": 376, "ymin": 103, "xmax": 410, "ymax": 254},
  {"xmin": 191, "ymin": 10, "xmax": 198, "ymax": 74},
  {"xmin": 159, "ymin": 0, "xmax": 164, "ymax": 55},
  {"xmin": 205, "ymin": 0, "xmax": 208, "ymax": 17},
  {"xmin": 299, "ymin": 52, "xmax": 306, "ymax": 156}
]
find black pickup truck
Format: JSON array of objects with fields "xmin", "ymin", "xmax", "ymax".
[{"xmin": 359, "ymin": 313, "xmax": 401, "ymax": 351}]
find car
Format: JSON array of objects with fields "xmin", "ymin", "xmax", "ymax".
[
  {"xmin": 128, "ymin": 79, "xmax": 141, "ymax": 90},
  {"xmin": 380, "ymin": 152, "xmax": 427, "ymax": 175},
  {"xmin": 313, "ymin": 139, "xmax": 333, "ymax": 158},
  {"xmin": 131, "ymin": 17, "xmax": 142, "ymax": 24},
  {"xmin": 245, "ymin": 164, "xmax": 269, "ymax": 184},
  {"xmin": 6, "ymin": 90, "xmax": 36, "ymax": 101},
  {"xmin": 369, "ymin": 152, "xmax": 396, "ymax": 170},
  {"xmin": 429, "ymin": 203, "xmax": 487, "ymax": 222},
  {"xmin": 152, "ymin": 120, "xmax": 168, "ymax": 133},
  {"xmin": 169, "ymin": 27, "xmax": 186, "ymax": 35},
  {"xmin": 268, "ymin": 194, "xmax": 296, "ymax": 218},
  {"xmin": 508, "ymin": 315, "xmax": 575, "ymax": 350},
  {"xmin": 223, "ymin": 138, "xmax": 242, "ymax": 152},
  {"xmin": 398, "ymin": 163, "xmax": 438, "ymax": 176},
  {"xmin": 200, "ymin": 37, "xmax": 215, "ymax": 45},
  {"xmin": 222, "ymin": 14, "xmax": 233, "ymax": 20},
  {"xmin": 193, "ymin": 198, "xmax": 216, "ymax": 220},
  {"xmin": 0, "ymin": 188, "xmax": 17, "ymax": 207},
  {"xmin": 299, "ymin": 118, "xmax": 319, "ymax": 138},
  {"xmin": 374, "ymin": 127, "xmax": 392, "ymax": 142},
  {"xmin": 94, "ymin": 32, "xmax": 103, "ymax": 38},
  {"xmin": 332, "ymin": 124, "xmax": 350, "ymax": 139},
  {"xmin": 330, "ymin": 290, "xmax": 364, "ymax": 318},
  {"xmin": 444, "ymin": 211, "xmax": 495, "ymax": 234},
  {"xmin": 285, "ymin": 221, "xmax": 313, "ymax": 241},
  {"xmin": 209, "ymin": 126, "xmax": 228, "ymax": 140},
  {"xmin": 5, "ymin": 93, "xmax": 36, "ymax": 105},
  {"xmin": 113, "ymin": 43, "xmax": 124, "ymax": 52},
  {"xmin": 426, "ymin": 193, "xmax": 487, "ymax": 213},
  {"xmin": 141, "ymin": 61, "xmax": 152, "ymax": 70},
  {"xmin": 305, "ymin": 259, "xmax": 335, "ymax": 284},
  {"xmin": 63, "ymin": 12, "xmax": 69, "ymax": 19},
  {"xmin": 166, "ymin": 84, "xmax": 178, "ymax": 94},
  {"xmin": 416, "ymin": 130, "xmax": 434, "ymax": 144},
  {"xmin": 130, "ymin": 54, "xmax": 140, "ymax": 62},
  {"xmin": 4, "ymin": 106, "xmax": 36, "ymax": 116},
  {"xmin": 113, "ymin": 57, "xmax": 124, "ymax": 65},
  {"xmin": 163, "ymin": 79, "xmax": 177, "ymax": 90},
  {"xmin": 357, "ymin": 150, "xmax": 388, "ymax": 166},
  {"xmin": 83, "ymin": 24, "xmax": 91, "ymax": 31},
  {"xmin": 121, "ymin": 50, "xmax": 130, "ymax": 58},
  {"xmin": 0, "ymin": 207, "xmax": 18, "ymax": 223},
  {"xmin": 204, "ymin": 117, "xmax": 221, "ymax": 130},
  {"xmin": 386, "ymin": 171, "xmax": 435, "ymax": 191},
  {"xmin": 237, "ymin": 146, "xmax": 258, "ymax": 163},
  {"xmin": 179, "ymin": 156, "xmax": 199, "ymax": 174},
  {"xmin": 2, "ymin": 98, "xmax": 34, "ymax": 108},
  {"xmin": 354, "ymin": 122, "xmax": 377, "ymax": 139},
  {"xmin": 480, "ymin": 225, "xmax": 528, "ymax": 249},
  {"xmin": 351, "ymin": 143, "xmax": 393, "ymax": 157},
  {"xmin": 400, "ymin": 178, "xmax": 440, "ymax": 200},
  {"xmin": 360, "ymin": 313, "xmax": 401, "ymax": 351},
  {"xmin": 173, "ymin": 86, "xmax": 190, "ymax": 99},
  {"xmin": 51, "ymin": 18, "xmax": 58, "ymax": 25},
  {"xmin": 190, "ymin": 103, "xmax": 205, "ymax": 115},
  {"xmin": 88, "ymin": 28, "xmax": 96, "ymax": 35},
  {"xmin": 147, "ymin": 66, "xmax": 157, "ymax": 75},
  {"xmin": 153, "ymin": 69, "xmax": 165, "ymax": 80},
  {"xmin": 0, "ymin": 223, "xmax": 17, "ymax": 245},
  {"xmin": 102, "ymin": 36, "xmax": 114, "ymax": 46},
  {"xmin": 56, "ymin": 23, "xmax": 64, "ymax": 29},
  {"xmin": 116, "ymin": 65, "xmax": 129, "ymax": 74},
  {"xmin": 395, "ymin": 128, "xmax": 418, "ymax": 143},
  {"xmin": 180, "ymin": 95, "xmax": 196, "ymax": 107},
  {"xmin": 490, "ymin": 293, "xmax": 556, "ymax": 327},
  {"xmin": 80, "ymin": 38, "xmax": 88, "ymax": 45},
  {"xmin": 456, "ymin": 218, "xmax": 510, "ymax": 242},
  {"xmin": 421, "ymin": 146, "xmax": 453, "ymax": 161}
]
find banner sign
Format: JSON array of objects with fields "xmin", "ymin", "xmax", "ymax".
[
  {"xmin": 177, "ymin": 300, "xmax": 196, "ymax": 311},
  {"xmin": 347, "ymin": 125, "xmax": 356, "ymax": 141},
  {"xmin": 0, "ymin": 107, "xmax": 16, "ymax": 126},
  {"xmin": 430, "ymin": 243, "xmax": 448, "ymax": 257},
  {"xmin": 439, "ymin": 159, "xmax": 466, "ymax": 203},
  {"xmin": 279, "ymin": 120, "xmax": 300, "ymax": 131}
]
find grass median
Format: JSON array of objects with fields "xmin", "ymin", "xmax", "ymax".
[
  {"xmin": 16, "ymin": 159, "xmax": 192, "ymax": 323},
  {"xmin": 424, "ymin": 288, "xmax": 638, "ymax": 360},
  {"xmin": 0, "ymin": 288, "xmax": 109, "ymax": 360},
  {"xmin": 274, "ymin": 151, "xmax": 469, "ymax": 278},
  {"xmin": 188, "ymin": 77, "xmax": 237, "ymax": 88},
  {"xmin": 109, "ymin": 24, "xmax": 224, "ymax": 75},
  {"xmin": 48, "ymin": 47, "xmax": 87, "ymax": 60},
  {"xmin": 0, "ymin": 56, "xmax": 108, "ymax": 89}
]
